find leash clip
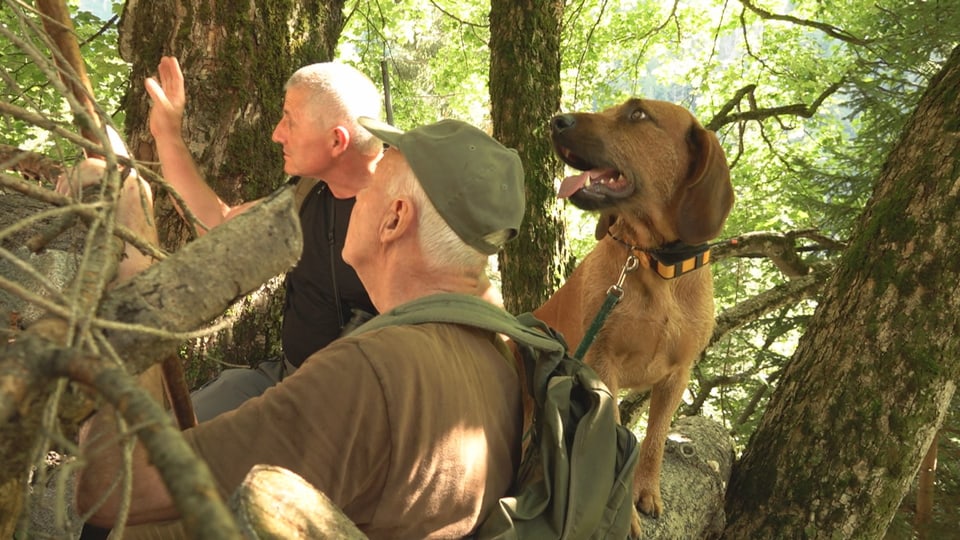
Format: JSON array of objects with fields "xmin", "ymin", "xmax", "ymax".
[{"xmin": 606, "ymin": 254, "xmax": 639, "ymax": 299}]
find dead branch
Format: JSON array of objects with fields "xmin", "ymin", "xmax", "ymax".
[
  {"xmin": 1, "ymin": 189, "xmax": 301, "ymax": 535},
  {"xmin": 34, "ymin": 344, "xmax": 241, "ymax": 538},
  {"xmin": 712, "ymin": 229, "xmax": 846, "ymax": 278},
  {"xmin": 1, "ymin": 188, "xmax": 301, "ymax": 418}
]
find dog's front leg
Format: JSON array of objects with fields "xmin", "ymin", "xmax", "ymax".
[{"xmin": 634, "ymin": 366, "xmax": 691, "ymax": 518}]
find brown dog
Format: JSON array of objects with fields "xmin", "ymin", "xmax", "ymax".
[{"xmin": 534, "ymin": 98, "xmax": 734, "ymax": 532}]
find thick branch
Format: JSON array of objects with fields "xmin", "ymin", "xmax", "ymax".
[
  {"xmin": 94, "ymin": 188, "xmax": 303, "ymax": 374},
  {"xmin": 229, "ymin": 465, "xmax": 367, "ymax": 539},
  {"xmin": 637, "ymin": 416, "xmax": 734, "ymax": 538},
  {"xmin": 712, "ymin": 229, "xmax": 846, "ymax": 278},
  {"xmin": 2, "ymin": 188, "xmax": 300, "ymax": 412}
]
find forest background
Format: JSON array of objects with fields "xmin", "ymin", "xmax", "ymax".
[{"xmin": 2, "ymin": 0, "xmax": 959, "ymax": 538}]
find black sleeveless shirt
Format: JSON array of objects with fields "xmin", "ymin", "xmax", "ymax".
[{"xmin": 282, "ymin": 178, "xmax": 376, "ymax": 367}]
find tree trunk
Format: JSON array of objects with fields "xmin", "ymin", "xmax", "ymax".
[
  {"xmin": 488, "ymin": 0, "xmax": 569, "ymax": 313},
  {"xmin": 723, "ymin": 45, "xmax": 960, "ymax": 538},
  {"xmin": 117, "ymin": 0, "xmax": 346, "ymax": 382}
]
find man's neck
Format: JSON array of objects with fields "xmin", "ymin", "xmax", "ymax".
[{"xmin": 315, "ymin": 151, "xmax": 380, "ymax": 199}]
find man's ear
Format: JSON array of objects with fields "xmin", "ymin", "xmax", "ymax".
[
  {"xmin": 331, "ymin": 126, "xmax": 351, "ymax": 158},
  {"xmin": 381, "ymin": 198, "xmax": 413, "ymax": 243}
]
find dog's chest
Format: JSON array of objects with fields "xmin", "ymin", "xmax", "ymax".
[{"xmin": 586, "ymin": 261, "xmax": 714, "ymax": 372}]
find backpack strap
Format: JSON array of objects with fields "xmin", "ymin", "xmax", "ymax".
[
  {"xmin": 352, "ymin": 294, "xmax": 565, "ymax": 353},
  {"xmin": 351, "ymin": 293, "xmax": 568, "ymax": 401},
  {"xmin": 291, "ymin": 176, "xmax": 322, "ymax": 211}
]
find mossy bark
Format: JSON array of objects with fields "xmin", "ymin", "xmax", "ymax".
[
  {"xmin": 489, "ymin": 0, "xmax": 570, "ymax": 314},
  {"xmin": 724, "ymin": 45, "xmax": 960, "ymax": 539}
]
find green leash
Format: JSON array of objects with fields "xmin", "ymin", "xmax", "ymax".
[{"xmin": 572, "ymin": 254, "xmax": 639, "ymax": 361}]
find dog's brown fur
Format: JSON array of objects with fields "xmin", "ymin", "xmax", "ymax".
[{"xmin": 534, "ymin": 98, "xmax": 733, "ymax": 532}]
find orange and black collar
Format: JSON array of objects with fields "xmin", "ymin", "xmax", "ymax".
[{"xmin": 609, "ymin": 234, "xmax": 711, "ymax": 280}]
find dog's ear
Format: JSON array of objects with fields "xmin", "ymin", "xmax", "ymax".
[
  {"xmin": 676, "ymin": 126, "xmax": 734, "ymax": 244},
  {"xmin": 595, "ymin": 212, "xmax": 617, "ymax": 241}
]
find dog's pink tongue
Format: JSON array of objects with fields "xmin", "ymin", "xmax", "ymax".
[{"xmin": 558, "ymin": 171, "xmax": 590, "ymax": 199}]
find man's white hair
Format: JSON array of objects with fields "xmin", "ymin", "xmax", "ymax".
[
  {"xmin": 285, "ymin": 63, "xmax": 383, "ymax": 155},
  {"xmin": 386, "ymin": 163, "xmax": 496, "ymax": 275}
]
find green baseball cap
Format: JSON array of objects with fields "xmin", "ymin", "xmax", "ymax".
[{"xmin": 358, "ymin": 117, "xmax": 525, "ymax": 255}]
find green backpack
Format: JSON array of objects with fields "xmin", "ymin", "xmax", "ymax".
[{"xmin": 353, "ymin": 293, "xmax": 639, "ymax": 539}]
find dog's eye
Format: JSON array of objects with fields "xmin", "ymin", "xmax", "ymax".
[{"xmin": 629, "ymin": 109, "xmax": 648, "ymax": 121}]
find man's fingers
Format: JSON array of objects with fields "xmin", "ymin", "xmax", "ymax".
[
  {"xmin": 157, "ymin": 56, "xmax": 186, "ymax": 106},
  {"xmin": 144, "ymin": 76, "xmax": 170, "ymax": 106}
]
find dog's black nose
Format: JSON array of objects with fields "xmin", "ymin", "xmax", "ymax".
[{"xmin": 551, "ymin": 114, "xmax": 576, "ymax": 133}]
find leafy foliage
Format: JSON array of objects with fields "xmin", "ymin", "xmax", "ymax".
[
  {"xmin": 339, "ymin": 0, "xmax": 491, "ymax": 128},
  {"xmin": 1, "ymin": 2, "xmax": 128, "ymax": 157}
]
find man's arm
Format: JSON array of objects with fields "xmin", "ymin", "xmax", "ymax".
[
  {"xmin": 144, "ymin": 56, "xmax": 259, "ymax": 236},
  {"xmin": 76, "ymin": 404, "xmax": 180, "ymax": 527}
]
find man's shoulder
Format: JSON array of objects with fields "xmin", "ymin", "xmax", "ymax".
[
  {"xmin": 346, "ymin": 320, "xmax": 483, "ymax": 348},
  {"xmin": 340, "ymin": 321, "xmax": 500, "ymax": 367},
  {"xmin": 353, "ymin": 293, "xmax": 511, "ymax": 335},
  {"xmin": 352, "ymin": 293, "xmax": 565, "ymax": 355}
]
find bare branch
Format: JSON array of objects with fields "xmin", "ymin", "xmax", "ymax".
[
  {"xmin": 707, "ymin": 80, "xmax": 845, "ymax": 131},
  {"xmin": 428, "ymin": 0, "xmax": 488, "ymax": 28},
  {"xmin": 739, "ymin": 0, "xmax": 871, "ymax": 46},
  {"xmin": 712, "ymin": 229, "xmax": 846, "ymax": 278}
]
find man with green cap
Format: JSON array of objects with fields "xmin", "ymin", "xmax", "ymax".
[{"xmin": 77, "ymin": 118, "xmax": 528, "ymax": 538}]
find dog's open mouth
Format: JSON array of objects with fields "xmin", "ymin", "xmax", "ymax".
[{"xmin": 555, "ymin": 147, "xmax": 635, "ymax": 201}]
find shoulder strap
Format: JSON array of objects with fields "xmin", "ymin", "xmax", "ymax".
[
  {"xmin": 292, "ymin": 176, "xmax": 322, "ymax": 211},
  {"xmin": 352, "ymin": 294, "xmax": 565, "ymax": 354}
]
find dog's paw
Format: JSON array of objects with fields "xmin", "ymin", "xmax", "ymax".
[{"xmin": 636, "ymin": 489, "xmax": 662, "ymax": 518}]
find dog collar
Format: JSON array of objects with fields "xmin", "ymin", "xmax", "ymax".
[{"xmin": 609, "ymin": 235, "xmax": 711, "ymax": 280}]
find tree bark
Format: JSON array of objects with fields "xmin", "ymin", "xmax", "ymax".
[
  {"xmin": 724, "ymin": 45, "xmax": 960, "ymax": 538},
  {"xmin": 489, "ymin": 0, "xmax": 569, "ymax": 313}
]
